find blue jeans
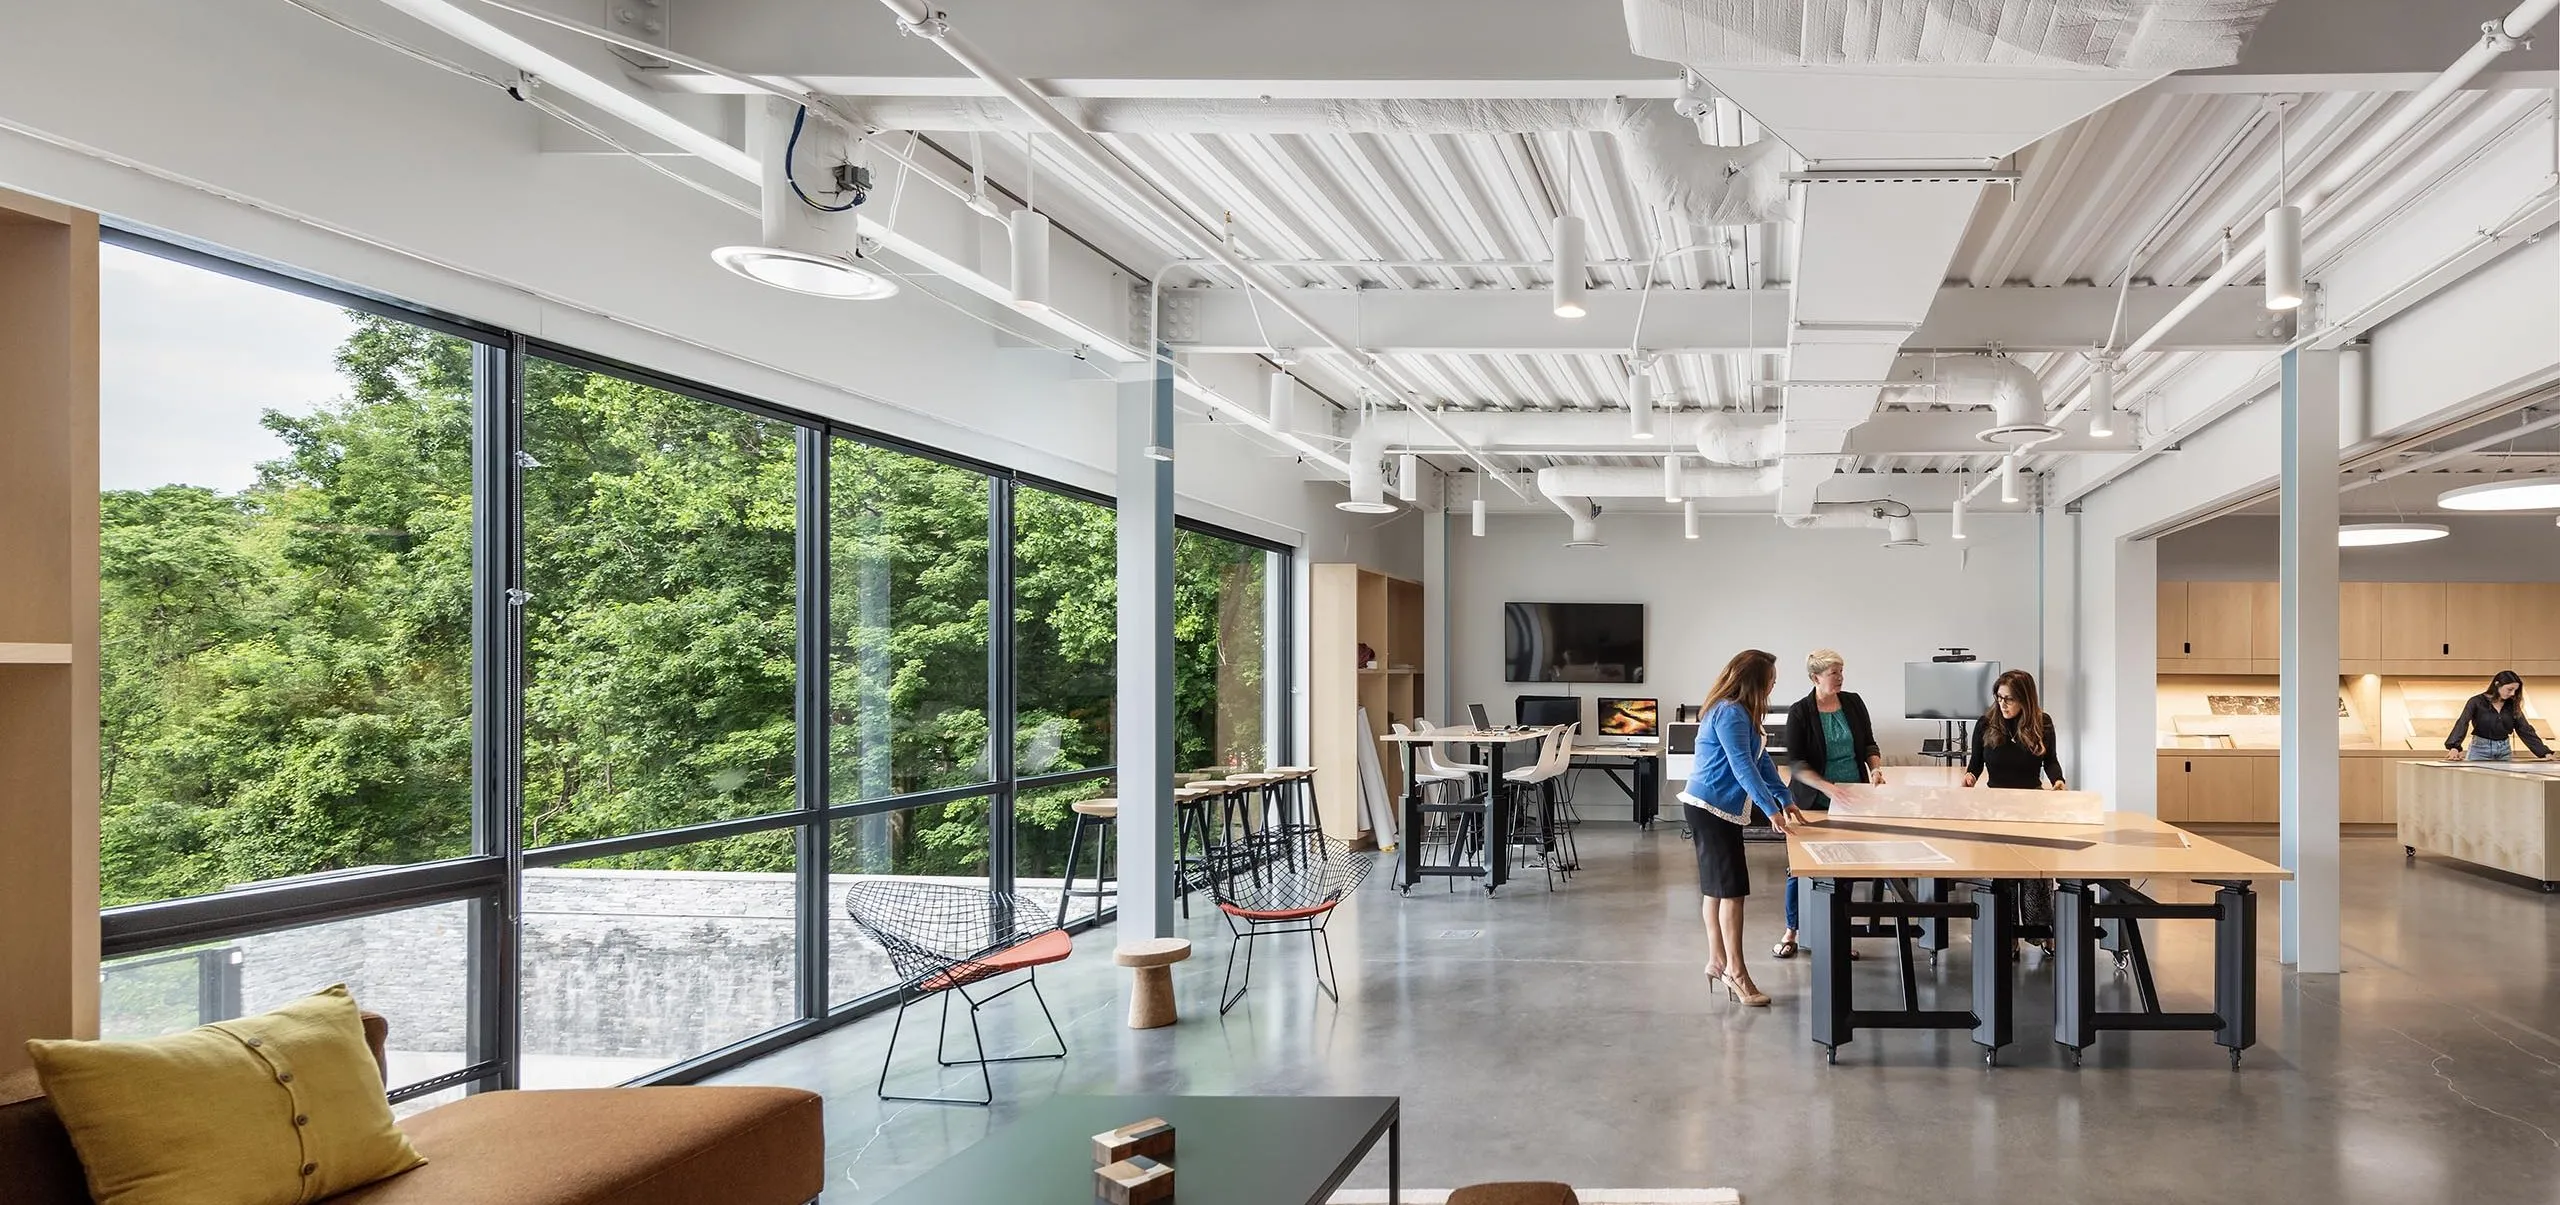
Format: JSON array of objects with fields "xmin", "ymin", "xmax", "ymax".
[
  {"xmin": 1785, "ymin": 876, "xmax": 1799, "ymax": 930},
  {"xmin": 2468, "ymin": 736, "xmax": 2514, "ymax": 762}
]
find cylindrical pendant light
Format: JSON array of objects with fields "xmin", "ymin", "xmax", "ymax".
[
  {"xmin": 1008, "ymin": 207, "xmax": 1052, "ymax": 311},
  {"xmin": 1683, "ymin": 498, "xmax": 1699, "ymax": 541},
  {"xmin": 2088, "ymin": 359, "xmax": 2116, "ymax": 438},
  {"xmin": 1551, "ymin": 213, "xmax": 1587, "ymax": 318},
  {"xmin": 1471, "ymin": 496, "xmax": 1486, "ymax": 538},
  {"xmin": 1628, "ymin": 358, "xmax": 1655, "ymax": 440},
  {"xmin": 1267, "ymin": 368, "xmax": 1294, "ymax": 431},
  {"xmin": 1395, "ymin": 453, "xmax": 1419, "ymax": 504},
  {"xmin": 2263, "ymin": 205, "xmax": 2304, "ymax": 311},
  {"xmin": 2000, "ymin": 455, "xmax": 2021, "ymax": 505},
  {"xmin": 1951, "ymin": 491, "xmax": 1968, "ymax": 541},
  {"xmin": 1663, "ymin": 452, "xmax": 1682, "ymax": 502}
]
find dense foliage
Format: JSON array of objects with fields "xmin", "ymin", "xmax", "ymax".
[{"xmin": 99, "ymin": 314, "xmax": 1267, "ymax": 905}]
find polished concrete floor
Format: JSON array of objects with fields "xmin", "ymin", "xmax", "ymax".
[{"xmin": 718, "ymin": 825, "xmax": 2560, "ymax": 1203}]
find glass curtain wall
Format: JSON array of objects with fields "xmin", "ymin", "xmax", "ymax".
[{"xmin": 93, "ymin": 234, "xmax": 1293, "ymax": 1097}]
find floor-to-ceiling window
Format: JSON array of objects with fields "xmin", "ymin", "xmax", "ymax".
[{"xmin": 91, "ymin": 233, "xmax": 1293, "ymax": 1095}]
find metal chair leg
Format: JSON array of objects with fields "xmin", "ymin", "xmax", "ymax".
[
  {"xmin": 1055, "ymin": 814, "xmax": 1085, "ymax": 928},
  {"xmin": 1219, "ymin": 925, "xmax": 1256, "ymax": 1014}
]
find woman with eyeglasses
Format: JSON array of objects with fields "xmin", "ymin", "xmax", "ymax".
[
  {"xmin": 1966, "ymin": 669, "xmax": 2066, "ymax": 943},
  {"xmin": 1680, "ymin": 648, "xmax": 1809, "ymax": 1007},
  {"xmin": 1772, "ymin": 648, "xmax": 1883, "ymax": 961},
  {"xmin": 2443, "ymin": 670, "xmax": 2551, "ymax": 762}
]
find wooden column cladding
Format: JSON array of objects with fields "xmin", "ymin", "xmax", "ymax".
[{"xmin": 0, "ymin": 188, "xmax": 100, "ymax": 1072}]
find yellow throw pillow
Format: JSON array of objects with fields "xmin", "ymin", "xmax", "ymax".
[{"xmin": 25, "ymin": 984, "xmax": 426, "ymax": 1205}]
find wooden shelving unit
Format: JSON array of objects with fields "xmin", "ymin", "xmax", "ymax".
[
  {"xmin": 1308, "ymin": 564, "xmax": 1427, "ymax": 839},
  {"xmin": 0, "ymin": 187, "xmax": 101, "ymax": 1071}
]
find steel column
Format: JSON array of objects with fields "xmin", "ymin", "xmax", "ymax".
[
  {"xmin": 2279, "ymin": 348, "xmax": 2342, "ymax": 973},
  {"xmin": 1114, "ymin": 353, "xmax": 1178, "ymax": 938}
]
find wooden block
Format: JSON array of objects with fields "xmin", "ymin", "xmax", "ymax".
[
  {"xmin": 1093, "ymin": 1118, "xmax": 1175, "ymax": 1166},
  {"xmin": 1095, "ymin": 1155, "xmax": 1176, "ymax": 1205}
]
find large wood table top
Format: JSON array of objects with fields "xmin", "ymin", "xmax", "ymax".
[{"xmin": 1787, "ymin": 811, "xmax": 2291, "ymax": 881}]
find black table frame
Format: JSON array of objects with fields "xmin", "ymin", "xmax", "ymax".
[
  {"xmin": 1395, "ymin": 736, "xmax": 1524, "ymax": 894},
  {"xmin": 1805, "ymin": 876, "xmax": 2014, "ymax": 1065},
  {"xmin": 2053, "ymin": 878, "xmax": 2259, "ymax": 1068}
]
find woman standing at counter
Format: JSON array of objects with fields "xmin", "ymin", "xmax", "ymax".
[
  {"xmin": 1682, "ymin": 649, "xmax": 1808, "ymax": 1008},
  {"xmin": 2445, "ymin": 670, "xmax": 2552, "ymax": 761},
  {"xmin": 1772, "ymin": 649, "xmax": 1884, "ymax": 960}
]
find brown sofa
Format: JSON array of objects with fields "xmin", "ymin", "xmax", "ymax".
[{"xmin": 0, "ymin": 1016, "xmax": 824, "ymax": 1205}]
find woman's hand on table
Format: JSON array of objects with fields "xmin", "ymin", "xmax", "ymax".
[
  {"xmin": 2049, "ymin": 780, "xmax": 2068, "ymax": 791},
  {"xmin": 1961, "ymin": 773, "xmax": 1978, "ymax": 788},
  {"xmin": 1868, "ymin": 768, "xmax": 1887, "ymax": 785}
]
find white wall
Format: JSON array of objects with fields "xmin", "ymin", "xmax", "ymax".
[
  {"xmin": 2161, "ymin": 514, "xmax": 2560, "ymax": 582},
  {"xmin": 1448, "ymin": 510, "xmax": 2046, "ymax": 815}
]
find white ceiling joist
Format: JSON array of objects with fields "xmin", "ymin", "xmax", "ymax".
[{"xmin": 1161, "ymin": 284, "xmax": 2293, "ymax": 356}]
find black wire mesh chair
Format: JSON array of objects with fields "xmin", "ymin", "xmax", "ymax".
[
  {"xmin": 843, "ymin": 881, "xmax": 1070, "ymax": 1106},
  {"xmin": 1212, "ymin": 826, "xmax": 1378, "ymax": 1014}
]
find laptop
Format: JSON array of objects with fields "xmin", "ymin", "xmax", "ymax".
[{"xmin": 1468, "ymin": 702, "xmax": 1493, "ymax": 731}]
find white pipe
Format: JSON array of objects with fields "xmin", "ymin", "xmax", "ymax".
[
  {"xmin": 1694, "ymin": 413, "xmax": 1784, "ymax": 464},
  {"xmin": 876, "ymin": 0, "xmax": 1526, "ymax": 495},
  {"xmin": 1536, "ymin": 464, "xmax": 1782, "ymax": 500},
  {"xmin": 2115, "ymin": 0, "xmax": 2558, "ymax": 364},
  {"xmin": 1778, "ymin": 501, "xmax": 1910, "ymax": 533}
]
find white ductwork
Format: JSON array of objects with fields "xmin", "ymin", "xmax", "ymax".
[
  {"xmin": 1537, "ymin": 463, "xmax": 1782, "ymax": 501},
  {"xmin": 1877, "ymin": 356, "xmax": 2060, "ymax": 447},
  {"xmin": 1623, "ymin": 0, "xmax": 2280, "ymax": 515},
  {"xmin": 850, "ymin": 96, "xmax": 1794, "ymax": 228},
  {"xmin": 1779, "ymin": 500, "xmax": 1920, "ymax": 546},
  {"xmin": 1692, "ymin": 413, "xmax": 1783, "ymax": 465}
]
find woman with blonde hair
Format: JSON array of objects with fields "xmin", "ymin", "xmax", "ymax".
[
  {"xmin": 1680, "ymin": 648, "xmax": 1808, "ymax": 1006},
  {"xmin": 1773, "ymin": 648, "xmax": 1884, "ymax": 959}
]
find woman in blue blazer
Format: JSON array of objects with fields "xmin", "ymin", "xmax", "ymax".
[{"xmin": 1681, "ymin": 648, "xmax": 1807, "ymax": 1006}]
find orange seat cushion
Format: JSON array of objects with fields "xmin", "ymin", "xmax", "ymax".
[
  {"xmin": 919, "ymin": 928, "xmax": 1073, "ymax": 992},
  {"xmin": 1218, "ymin": 901, "xmax": 1337, "ymax": 923},
  {"xmin": 332, "ymin": 1086, "xmax": 821, "ymax": 1205}
]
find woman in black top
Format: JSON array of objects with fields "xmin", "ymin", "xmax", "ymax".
[
  {"xmin": 1965, "ymin": 669, "xmax": 2066, "ymax": 790},
  {"xmin": 2444, "ymin": 670, "xmax": 2552, "ymax": 761}
]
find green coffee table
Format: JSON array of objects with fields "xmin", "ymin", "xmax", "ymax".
[{"xmin": 875, "ymin": 1094, "xmax": 1399, "ymax": 1204}]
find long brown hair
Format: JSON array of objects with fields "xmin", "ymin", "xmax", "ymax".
[
  {"xmin": 2487, "ymin": 669, "xmax": 2528, "ymax": 719},
  {"xmin": 1705, "ymin": 649, "xmax": 1779, "ymax": 735},
  {"xmin": 1982, "ymin": 669, "xmax": 2047, "ymax": 755}
]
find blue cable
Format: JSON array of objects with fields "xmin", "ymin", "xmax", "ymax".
[{"xmin": 786, "ymin": 105, "xmax": 861, "ymax": 213}]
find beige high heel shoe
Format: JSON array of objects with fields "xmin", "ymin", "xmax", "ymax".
[{"xmin": 1720, "ymin": 972, "xmax": 1771, "ymax": 1007}]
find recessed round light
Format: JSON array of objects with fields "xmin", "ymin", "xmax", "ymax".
[
  {"xmin": 1335, "ymin": 499, "xmax": 1399, "ymax": 515},
  {"xmin": 2338, "ymin": 522, "xmax": 2449, "ymax": 547},
  {"xmin": 711, "ymin": 245, "xmax": 900, "ymax": 300},
  {"xmin": 2437, "ymin": 479, "xmax": 2560, "ymax": 512},
  {"xmin": 1976, "ymin": 422, "xmax": 2062, "ymax": 447}
]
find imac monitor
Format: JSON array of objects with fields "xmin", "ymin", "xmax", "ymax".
[
  {"xmin": 1597, "ymin": 697, "xmax": 1658, "ymax": 739},
  {"xmin": 1504, "ymin": 602, "xmax": 1645, "ymax": 683},
  {"xmin": 1516, "ymin": 695, "xmax": 1580, "ymax": 730},
  {"xmin": 1905, "ymin": 660, "xmax": 2002, "ymax": 719}
]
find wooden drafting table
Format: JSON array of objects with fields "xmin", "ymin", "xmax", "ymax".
[
  {"xmin": 1379, "ymin": 728, "xmax": 1545, "ymax": 894},
  {"xmin": 1787, "ymin": 810, "xmax": 2290, "ymax": 1067}
]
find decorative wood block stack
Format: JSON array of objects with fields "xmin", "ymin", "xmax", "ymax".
[{"xmin": 1093, "ymin": 1118, "xmax": 1177, "ymax": 1204}]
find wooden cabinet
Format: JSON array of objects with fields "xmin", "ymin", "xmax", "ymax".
[
  {"xmin": 2183, "ymin": 755, "xmax": 2265, "ymax": 823},
  {"xmin": 2157, "ymin": 754, "xmax": 2191, "ymax": 822},
  {"xmin": 2185, "ymin": 581, "xmax": 2256, "ymax": 661},
  {"xmin": 2340, "ymin": 756, "xmax": 2394, "ymax": 825},
  {"xmin": 2446, "ymin": 583, "xmax": 2512, "ymax": 662},
  {"xmin": 2157, "ymin": 581, "xmax": 2188, "ymax": 662},
  {"xmin": 2380, "ymin": 583, "xmax": 2451, "ymax": 660},
  {"xmin": 2520, "ymin": 583, "xmax": 2560, "ymax": 664},
  {"xmin": 2246, "ymin": 581, "xmax": 2281, "ymax": 661},
  {"xmin": 1309, "ymin": 564, "xmax": 1427, "ymax": 839},
  {"xmin": 2339, "ymin": 582, "xmax": 2382, "ymax": 663}
]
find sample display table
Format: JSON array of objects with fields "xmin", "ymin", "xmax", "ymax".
[
  {"xmin": 2398, "ymin": 760, "xmax": 2560, "ymax": 891},
  {"xmin": 874, "ymin": 1094, "xmax": 1399, "ymax": 1205}
]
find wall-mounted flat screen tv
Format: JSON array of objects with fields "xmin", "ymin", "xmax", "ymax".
[{"xmin": 1504, "ymin": 602, "xmax": 1644, "ymax": 683}]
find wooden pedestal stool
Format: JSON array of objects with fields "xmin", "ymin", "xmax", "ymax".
[{"xmin": 1115, "ymin": 938, "xmax": 1193, "ymax": 1029}]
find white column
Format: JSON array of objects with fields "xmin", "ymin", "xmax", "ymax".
[
  {"xmin": 2280, "ymin": 349, "xmax": 2342, "ymax": 972},
  {"xmin": 1421, "ymin": 504, "xmax": 1450, "ymax": 725},
  {"xmin": 2087, "ymin": 531, "xmax": 2158, "ymax": 814},
  {"xmin": 1115, "ymin": 359, "xmax": 1176, "ymax": 938}
]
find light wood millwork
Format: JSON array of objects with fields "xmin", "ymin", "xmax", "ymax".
[
  {"xmin": 1788, "ymin": 812, "xmax": 2290, "ymax": 881},
  {"xmin": 1309, "ymin": 563, "xmax": 1427, "ymax": 839},
  {"xmin": 0, "ymin": 188, "xmax": 100, "ymax": 1075},
  {"xmin": 2339, "ymin": 582, "xmax": 2382, "ymax": 663},
  {"xmin": 2445, "ymin": 583, "xmax": 2512, "ymax": 663},
  {"xmin": 2397, "ymin": 762, "xmax": 2560, "ymax": 888},
  {"xmin": 2379, "ymin": 583, "xmax": 2450, "ymax": 661}
]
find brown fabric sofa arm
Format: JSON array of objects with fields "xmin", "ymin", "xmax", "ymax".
[{"xmin": 360, "ymin": 1011, "xmax": 390, "ymax": 1085}]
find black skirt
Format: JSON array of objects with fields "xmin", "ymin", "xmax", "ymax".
[{"xmin": 1686, "ymin": 804, "xmax": 1751, "ymax": 899}]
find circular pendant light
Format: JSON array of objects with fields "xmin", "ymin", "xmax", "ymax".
[
  {"xmin": 2338, "ymin": 522, "xmax": 2449, "ymax": 547},
  {"xmin": 711, "ymin": 245, "xmax": 900, "ymax": 300},
  {"xmin": 2438, "ymin": 479, "xmax": 2560, "ymax": 511}
]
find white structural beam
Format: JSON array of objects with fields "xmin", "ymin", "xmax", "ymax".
[
  {"xmin": 1356, "ymin": 409, "xmax": 2137, "ymax": 457},
  {"xmin": 1163, "ymin": 285, "xmax": 2290, "ymax": 356},
  {"xmin": 2278, "ymin": 349, "xmax": 2342, "ymax": 975}
]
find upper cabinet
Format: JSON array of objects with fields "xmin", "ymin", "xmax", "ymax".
[{"xmin": 2161, "ymin": 580, "xmax": 2559, "ymax": 674}]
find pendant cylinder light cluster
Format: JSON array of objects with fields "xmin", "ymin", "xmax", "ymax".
[
  {"xmin": 1396, "ymin": 454, "xmax": 1420, "ymax": 504},
  {"xmin": 1662, "ymin": 452, "xmax": 1682, "ymax": 502},
  {"xmin": 1951, "ymin": 492, "xmax": 1968, "ymax": 541}
]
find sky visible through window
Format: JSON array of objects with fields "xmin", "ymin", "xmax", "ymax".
[{"xmin": 99, "ymin": 243, "xmax": 355, "ymax": 492}]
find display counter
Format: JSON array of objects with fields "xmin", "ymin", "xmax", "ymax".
[{"xmin": 2397, "ymin": 761, "xmax": 2560, "ymax": 891}]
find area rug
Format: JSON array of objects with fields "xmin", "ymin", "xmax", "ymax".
[{"xmin": 1329, "ymin": 1191, "xmax": 1741, "ymax": 1204}]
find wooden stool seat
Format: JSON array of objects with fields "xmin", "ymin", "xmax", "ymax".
[
  {"xmin": 1072, "ymin": 798, "xmax": 1119, "ymax": 818},
  {"xmin": 1449, "ymin": 1184, "xmax": 1579, "ymax": 1205},
  {"xmin": 1114, "ymin": 937, "xmax": 1192, "ymax": 968},
  {"xmin": 1116, "ymin": 938, "xmax": 1193, "ymax": 1029},
  {"xmin": 1266, "ymin": 765, "xmax": 1316, "ymax": 777},
  {"xmin": 1190, "ymin": 779, "xmax": 1241, "ymax": 791},
  {"xmin": 1227, "ymin": 772, "xmax": 1284, "ymax": 784}
]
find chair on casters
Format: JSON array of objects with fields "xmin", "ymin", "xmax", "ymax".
[
  {"xmin": 1213, "ymin": 826, "xmax": 1379, "ymax": 1014},
  {"xmin": 1053, "ymin": 796, "xmax": 1118, "ymax": 928},
  {"xmin": 843, "ymin": 882, "xmax": 1070, "ymax": 1106}
]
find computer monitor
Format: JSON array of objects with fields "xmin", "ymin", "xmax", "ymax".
[
  {"xmin": 1596, "ymin": 697, "xmax": 1658, "ymax": 738},
  {"xmin": 1905, "ymin": 660, "xmax": 2002, "ymax": 719},
  {"xmin": 1468, "ymin": 702, "xmax": 1492, "ymax": 731},
  {"xmin": 1515, "ymin": 695, "xmax": 1579, "ymax": 729}
]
